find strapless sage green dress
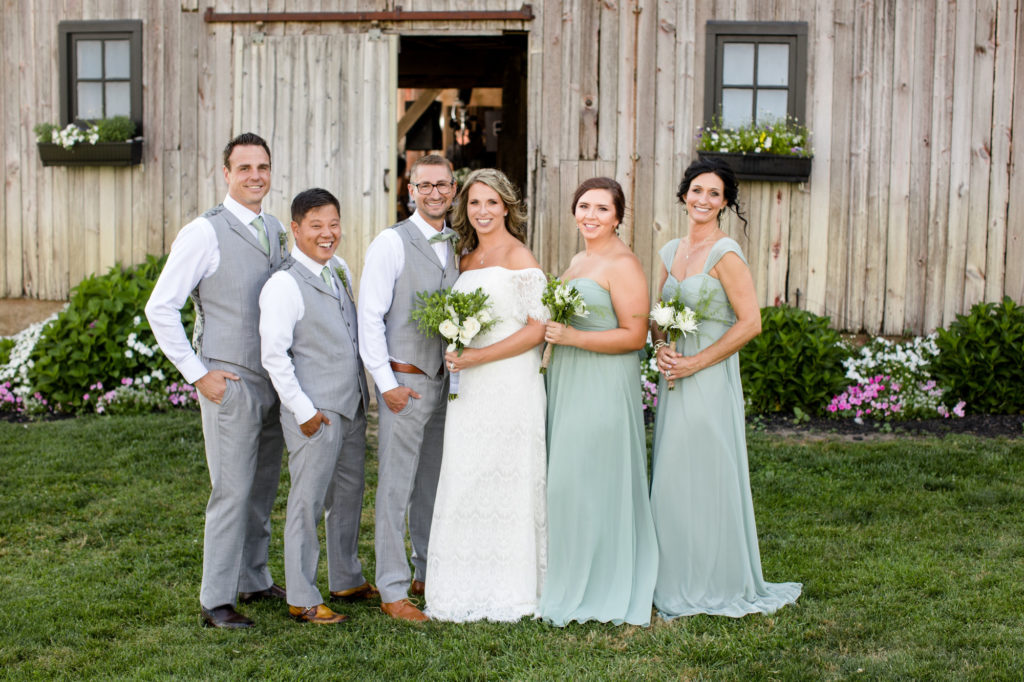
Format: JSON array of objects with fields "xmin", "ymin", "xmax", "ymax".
[
  {"xmin": 651, "ymin": 238, "xmax": 801, "ymax": 618},
  {"xmin": 537, "ymin": 278, "xmax": 658, "ymax": 627}
]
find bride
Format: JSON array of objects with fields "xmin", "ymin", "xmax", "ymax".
[{"xmin": 424, "ymin": 168, "xmax": 548, "ymax": 622}]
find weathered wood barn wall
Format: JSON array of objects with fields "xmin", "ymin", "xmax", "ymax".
[{"xmin": 1, "ymin": 0, "xmax": 1022, "ymax": 334}]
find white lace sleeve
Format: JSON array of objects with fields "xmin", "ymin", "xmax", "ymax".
[{"xmin": 513, "ymin": 268, "xmax": 549, "ymax": 323}]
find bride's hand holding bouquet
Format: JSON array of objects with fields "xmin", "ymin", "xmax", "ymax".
[{"xmin": 411, "ymin": 287, "xmax": 498, "ymax": 400}]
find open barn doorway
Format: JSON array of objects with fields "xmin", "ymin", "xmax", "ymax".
[{"xmin": 396, "ymin": 34, "xmax": 528, "ymax": 221}]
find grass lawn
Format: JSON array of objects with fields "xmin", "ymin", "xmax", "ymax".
[{"xmin": 1, "ymin": 412, "xmax": 1022, "ymax": 680}]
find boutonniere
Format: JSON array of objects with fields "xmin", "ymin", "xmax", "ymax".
[
  {"xmin": 335, "ymin": 265, "xmax": 354, "ymax": 301},
  {"xmin": 278, "ymin": 231, "xmax": 288, "ymax": 258}
]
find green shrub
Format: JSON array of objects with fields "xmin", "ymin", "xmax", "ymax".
[
  {"xmin": 0, "ymin": 337, "xmax": 14, "ymax": 365},
  {"xmin": 740, "ymin": 305, "xmax": 850, "ymax": 415},
  {"xmin": 93, "ymin": 115, "xmax": 136, "ymax": 142},
  {"xmin": 931, "ymin": 296, "xmax": 1024, "ymax": 414},
  {"xmin": 26, "ymin": 256, "xmax": 193, "ymax": 412}
]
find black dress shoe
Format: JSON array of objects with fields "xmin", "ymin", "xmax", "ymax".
[
  {"xmin": 238, "ymin": 583, "xmax": 287, "ymax": 604},
  {"xmin": 201, "ymin": 604, "xmax": 254, "ymax": 629}
]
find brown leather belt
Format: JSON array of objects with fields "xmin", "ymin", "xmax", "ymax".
[{"xmin": 390, "ymin": 361, "xmax": 426, "ymax": 375}]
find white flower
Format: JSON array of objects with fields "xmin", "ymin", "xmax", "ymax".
[
  {"xmin": 651, "ymin": 304, "xmax": 675, "ymax": 328},
  {"xmin": 764, "ymin": 136, "xmax": 773, "ymax": 149},
  {"xmin": 461, "ymin": 316, "xmax": 481, "ymax": 339},
  {"xmin": 133, "ymin": 316, "xmax": 142, "ymax": 326},
  {"xmin": 673, "ymin": 308, "xmax": 699, "ymax": 335},
  {"xmin": 438, "ymin": 319, "xmax": 460, "ymax": 340},
  {"xmin": 446, "ymin": 342, "xmax": 457, "ymax": 353},
  {"xmin": 477, "ymin": 310, "xmax": 492, "ymax": 324},
  {"xmin": 124, "ymin": 349, "xmax": 134, "ymax": 358}
]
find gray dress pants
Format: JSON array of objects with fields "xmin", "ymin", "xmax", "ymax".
[
  {"xmin": 281, "ymin": 405, "xmax": 368, "ymax": 608},
  {"xmin": 374, "ymin": 371, "xmax": 447, "ymax": 603},
  {"xmin": 197, "ymin": 359, "xmax": 284, "ymax": 609}
]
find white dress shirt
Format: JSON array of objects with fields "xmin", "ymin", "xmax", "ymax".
[
  {"xmin": 259, "ymin": 248, "xmax": 352, "ymax": 425},
  {"xmin": 357, "ymin": 210, "xmax": 454, "ymax": 394},
  {"xmin": 145, "ymin": 195, "xmax": 267, "ymax": 384}
]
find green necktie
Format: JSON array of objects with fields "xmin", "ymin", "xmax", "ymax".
[
  {"xmin": 321, "ymin": 266, "xmax": 332, "ymax": 287},
  {"xmin": 253, "ymin": 215, "xmax": 270, "ymax": 254}
]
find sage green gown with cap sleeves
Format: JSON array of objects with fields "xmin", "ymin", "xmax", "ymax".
[
  {"xmin": 537, "ymin": 278, "xmax": 658, "ymax": 627},
  {"xmin": 651, "ymin": 238, "xmax": 801, "ymax": 619}
]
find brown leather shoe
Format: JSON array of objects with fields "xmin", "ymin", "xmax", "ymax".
[
  {"xmin": 238, "ymin": 583, "xmax": 286, "ymax": 604},
  {"xmin": 289, "ymin": 604, "xmax": 349, "ymax": 625},
  {"xmin": 381, "ymin": 598, "xmax": 429, "ymax": 622},
  {"xmin": 409, "ymin": 580, "xmax": 425, "ymax": 596},
  {"xmin": 329, "ymin": 581, "xmax": 380, "ymax": 603},
  {"xmin": 201, "ymin": 604, "xmax": 254, "ymax": 629}
]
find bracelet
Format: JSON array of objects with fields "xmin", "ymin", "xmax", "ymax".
[{"xmin": 653, "ymin": 340, "xmax": 669, "ymax": 352}]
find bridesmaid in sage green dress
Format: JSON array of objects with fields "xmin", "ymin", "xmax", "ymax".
[
  {"xmin": 650, "ymin": 157, "xmax": 800, "ymax": 618},
  {"xmin": 537, "ymin": 177, "xmax": 658, "ymax": 627}
]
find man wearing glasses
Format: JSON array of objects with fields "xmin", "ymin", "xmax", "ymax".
[{"xmin": 358, "ymin": 154, "xmax": 459, "ymax": 622}]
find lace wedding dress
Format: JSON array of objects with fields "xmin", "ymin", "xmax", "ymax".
[{"xmin": 424, "ymin": 266, "xmax": 549, "ymax": 622}]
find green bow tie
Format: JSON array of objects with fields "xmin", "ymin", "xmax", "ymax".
[{"xmin": 428, "ymin": 231, "xmax": 457, "ymax": 244}]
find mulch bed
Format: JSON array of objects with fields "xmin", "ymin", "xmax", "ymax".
[{"xmin": 750, "ymin": 413, "xmax": 1024, "ymax": 440}]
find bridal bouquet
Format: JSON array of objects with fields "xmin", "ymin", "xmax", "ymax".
[
  {"xmin": 650, "ymin": 296, "xmax": 700, "ymax": 390},
  {"xmin": 411, "ymin": 287, "xmax": 497, "ymax": 400},
  {"xmin": 539, "ymin": 275, "xmax": 589, "ymax": 374}
]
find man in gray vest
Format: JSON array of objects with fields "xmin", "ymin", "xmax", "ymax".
[
  {"xmin": 259, "ymin": 188, "xmax": 374, "ymax": 625},
  {"xmin": 146, "ymin": 133, "xmax": 287, "ymax": 629},
  {"xmin": 358, "ymin": 154, "xmax": 459, "ymax": 622}
]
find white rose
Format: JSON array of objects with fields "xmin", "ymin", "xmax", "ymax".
[
  {"xmin": 438, "ymin": 319, "xmax": 460, "ymax": 340},
  {"xmin": 462, "ymin": 316, "xmax": 481, "ymax": 338},
  {"xmin": 477, "ymin": 310, "xmax": 492, "ymax": 324},
  {"xmin": 460, "ymin": 317, "xmax": 481, "ymax": 344}
]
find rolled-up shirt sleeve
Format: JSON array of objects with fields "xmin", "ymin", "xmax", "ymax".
[
  {"xmin": 144, "ymin": 218, "xmax": 218, "ymax": 384},
  {"xmin": 357, "ymin": 230, "xmax": 403, "ymax": 394}
]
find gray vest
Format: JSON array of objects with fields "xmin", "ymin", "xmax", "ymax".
[
  {"xmin": 383, "ymin": 220, "xmax": 459, "ymax": 377},
  {"xmin": 190, "ymin": 204, "xmax": 286, "ymax": 374},
  {"xmin": 280, "ymin": 258, "xmax": 369, "ymax": 420}
]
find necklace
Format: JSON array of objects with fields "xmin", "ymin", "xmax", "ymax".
[
  {"xmin": 683, "ymin": 235, "xmax": 717, "ymax": 261},
  {"xmin": 477, "ymin": 244, "xmax": 499, "ymax": 265}
]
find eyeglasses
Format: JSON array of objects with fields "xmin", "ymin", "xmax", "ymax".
[{"xmin": 413, "ymin": 181, "xmax": 454, "ymax": 195}]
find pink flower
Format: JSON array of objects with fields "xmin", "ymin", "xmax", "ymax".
[{"xmin": 953, "ymin": 401, "xmax": 966, "ymax": 418}]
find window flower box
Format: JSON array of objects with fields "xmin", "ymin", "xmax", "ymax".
[
  {"xmin": 697, "ymin": 150, "xmax": 812, "ymax": 183},
  {"xmin": 37, "ymin": 138, "xmax": 143, "ymax": 167}
]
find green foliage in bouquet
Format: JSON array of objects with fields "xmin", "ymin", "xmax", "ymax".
[
  {"xmin": 932, "ymin": 296, "xmax": 1024, "ymax": 414},
  {"xmin": 740, "ymin": 305, "xmax": 849, "ymax": 415},
  {"xmin": 26, "ymin": 255, "xmax": 193, "ymax": 411}
]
